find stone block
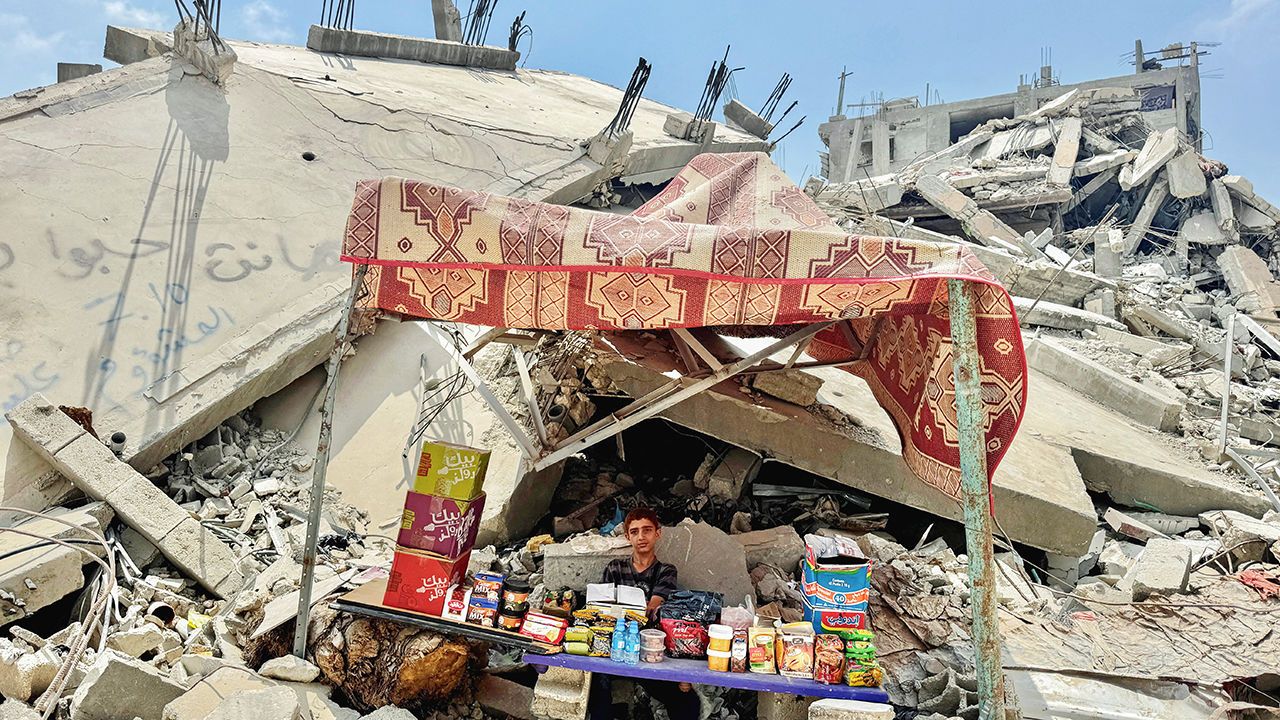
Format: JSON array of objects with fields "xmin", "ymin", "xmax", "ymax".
[
  {"xmin": 663, "ymin": 112, "xmax": 694, "ymax": 139},
  {"xmin": 259, "ymin": 656, "xmax": 320, "ymax": 683},
  {"xmin": 758, "ymin": 692, "xmax": 814, "ymax": 720},
  {"xmin": 531, "ymin": 666, "xmax": 590, "ymax": 720},
  {"xmin": 207, "ymin": 687, "xmax": 303, "ymax": 720},
  {"xmin": 47, "ymin": 434, "xmax": 133, "ymax": 501},
  {"xmin": 120, "ymin": 526, "xmax": 161, "ymax": 569},
  {"xmin": 1098, "ymin": 540, "xmax": 1144, "ymax": 576},
  {"xmin": 706, "ymin": 447, "xmax": 762, "ymax": 500},
  {"xmin": 0, "ymin": 642, "xmax": 58, "ymax": 702},
  {"xmin": 723, "ymin": 99, "xmax": 773, "ymax": 140},
  {"xmin": 56, "ymin": 63, "xmax": 102, "ymax": 83},
  {"xmin": 734, "ymin": 525, "xmax": 804, "ymax": 572},
  {"xmin": 1104, "ymin": 507, "xmax": 1165, "ymax": 543},
  {"xmin": 1218, "ymin": 246, "xmax": 1280, "ymax": 316},
  {"xmin": 158, "ymin": 518, "xmax": 244, "ymax": 598},
  {"xmin": 105, "ymin": 625, "xmax": 165, "ymax": 658},
  {"xmin": 105, "ymin": 476, "xmax": 185, "ymax": 544},
  {"xmin": 751, "ymin": 370, "xmax": 823, "ymax": 406},
  {"xmin": 807, "ymin": 699, "xmax": 895, "ymax": 720},
  {"xmin": 1025, "ymin": 337, "xmax": 1185, "ymax": 431},
  {"xmin": 1165, "ymin": 151, "xmax": 1207, "ymax": 198},
  {"xmin": 1126, "ymin": 538, "xmax": 1192, "ymax": 600},
  {"xmin": 478, "ymin": 674, "xmax": 535, "ymax": 720},
  {"xmin": 1179, "ymin": 211, "xmax": 1228, "ymax": 245},
  {"xmin": 163, "ymin": 666, "xmax": 274, "ymax": 720},
  {"xmin": 1199, "ymin": 510, "xmax": 1280, "ymax": 562},
  {"xmin": 4, "ymin": 394, "xmax": 85, "ymax": 455},
  {"xmin": 71, "ymin": 650, "xmax": 186, "ymax": 720},
  {"xmin": 104, "ymin": 25, "xmax": 173, "ymax": 65}
]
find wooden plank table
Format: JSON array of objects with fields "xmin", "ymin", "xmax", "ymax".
[{"xmin": 522, "ymin": 652, "xmax": 891, "ymax": 703}]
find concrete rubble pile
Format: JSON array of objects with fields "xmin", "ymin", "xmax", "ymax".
[{"xmin": 0, "ymin": 399, "xmax": 506, "ymax": 720}]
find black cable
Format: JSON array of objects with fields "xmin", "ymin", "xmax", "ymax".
[{"xmin": 0, "ymin": 538, "xmax": 105, "ymax": 564}]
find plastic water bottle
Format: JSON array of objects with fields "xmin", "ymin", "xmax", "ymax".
[
  {"xmin": 625, "ymin": 621, "xmax": 640, "ymax": 666},
  {"xmin": 611, "ymin": 617, "xmax": 626, "ymax": 662}
]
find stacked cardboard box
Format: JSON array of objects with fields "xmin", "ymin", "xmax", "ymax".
[{"xmin": 383, "ymin": 440, "xmax": 490, "ymax": 615}]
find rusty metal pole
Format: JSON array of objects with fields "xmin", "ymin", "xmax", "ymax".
[
  {"xmin": 292, "ymin": 263, "xmax": 368, "ymax": 658},
  {"xmin": 947, "ymin": 279, "xmax": 1007, "ymax": 720}
]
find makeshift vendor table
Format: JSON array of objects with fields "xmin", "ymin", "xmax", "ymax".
[{"xmin": 522, "ymin": 652, "xmax": 891, "ymax": 704}]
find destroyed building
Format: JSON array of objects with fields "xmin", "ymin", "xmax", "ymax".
[{"xmin": 1, "ymin": 11, "xmax": 1279, "ymax": 720}]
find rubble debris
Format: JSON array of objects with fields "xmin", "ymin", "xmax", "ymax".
[
  {"xmin": 1200, "ymin": 509, "xmax": 1280, "ymax": 562},
  {"xmin": 259, "ymin": 655, "xmax": 322, "ymax": 683},
  {"xmin": 1026, "ymin": 337, "xmax": 1185, "ymax": 431},
  {"xmin": 1125, "ymin": 537, "xmax": 1193, "ymax": 600},
  {"xmin": 750, "ymin": 369, "xmax": 824, "ymax": 407},
  {"xmin": 70, "ymin": 650, "xmax": 187, "ymax": 720},
  {"xmin": 0, "ymin": 503, "xmax": 112, "ymax": 624}
]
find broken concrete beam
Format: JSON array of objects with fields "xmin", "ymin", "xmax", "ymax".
[
  {"xmin": 1209, "ymin": 178, "xmax": 1240, "ymax": 240},
  {"xmin": 705, "ymin": 447, "xmax": 762, "ymax": 500},
  {"xmin": 751, "ymin": 369, "xmax": 824, "ymax": 406},
  {"xmin": 9, "ymin": 394, "xmax": 243, "ymax": 598},
  {"xmin": 4, "ymin": 394, "xmax": 86, "ymax": 457},
  {"xmin": 977, "ymin": 124, "xmax": 1055, "ymax": 161},
  {"xmin": 1122, "ymin": 175, "xmax": 1169, "ymax": 255},
  {"xmin": 1221, "ymin": 175, "xmax": 1280, "ymax": 223},
  {"xmin": 1080, "ymin": 124, "xmax": 1121, "ymax": 153},
  {"xmin": 305, "ymin": 25, "xmax": 518, "ymax": 71},
  {"xmin": 914, "ymin": 174, "xmax": 1021, "ymax": 245},
  {"xmin": 814, "ymin": 174, "xmax": 903, "ymax": 212},
  {"xmin": 1125, "ymin": 538, "xmax": 1192, "ymax": 600},
  {"xmin": 1119, "ymin": 128, "xmax": 1179, "ymax": 190},
  {"xmin": 1122, "ymin": 302, "xmax": 1197, "ymax": 341},
  {"xmin": 1104, "ymin": 507, "xmax": 1166, "ymax": 543},
  {"xmin": 1165, "ymin": 151, "xmax": 1207, "ymax": 199},
  {"xmin": 1199, "ymin": 510, "xmax": 1280, "ymax": 563},
  {"xmin": 1095, "ymin": 326, "xmax": 1191, "ymax": 363},
  {"xmin": 1179, "ymin": 211, "xmax": 1229, "ymax": 246},
  {"xmin": 71, "ymin": 650, "xmax": 186, "ymax": 720},
  {"xmin": 1012, "ymin": 297, "xmax": 1125, "ymax": 332},
  {"xmin": 430, "ymin": 0, "xmax": 462, "ymax": 42},
  {"xmin": 0, "ymin": 503, "xmax": 113, "ymax": 626},
  {"xmin": 1047, "ymin": 117, "xmax": 1082, "ymax": 186},
  {"xmin": 103, "ymin": 26, "xmax": 173, "ymax": 65},
  {"xmin": 1025, "ymin": 337, "xmax": 1185, "ymax": 431},
  {"xmin": 722, "ymin": 99, "xmax": 773, "ymax": 140},
  {"xmin": 663, "ymin": 111, "xmax": 694, "ymax": 140},
  {"xmin": 1218, "ymin": 246, "xmax": 1280, "ymax": 317},
  {"xmin": 733, "ymin": 524, "xmax": 804, "ymax": 572},
  {"xmin": 1072, "ymin": 149, "xmax": 1136, "ymax": 177},
  {"xmin": 173, "ymin": 19, "xmax": 236, "ymax": 85},
  {"xmin": 57, "ymin": 63, "xmax": 102, "ymax": 83}
]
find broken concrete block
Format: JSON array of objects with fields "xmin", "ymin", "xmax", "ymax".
[
  {"xmin": 259, "ymin": 655, "xmax": 320, "ymax": 683},
  {"xmin": 915, "ymin": 174, "xmax": 1021, "ymax": 245},
  {"xmin": 1119, "ymin": 128, "xmax": 1178, "ymax": 190},
  {"xmin": 705, "ymin": 448, "xmax": 762, "ymax": 500},
  {"xmin": 815, "ymin": 174, "xmax": 904, "ymax": 212},
  {"xmin": 1025, "ymin": 337, "xmax": 1185, "ymax": 432},
  {"xmin": 723, "ymin": 99, "xmax": 773, "ymax": 140},
  {"xmin": 477, "ymin": 674, "xmax": 535, "ymax": 720},
  {"xmin": 0, "ymin": 641, "xmax": 58, "ymax": 703},
  {"xmin": 105, "ymin": 625, "xmax": 165, "ymax": 658},
  {"xmin": 1098, "ymin": 539, "xmax": 1145, "ymax": 577},
  {"xmin": 0, "ymin": 698, "xmax": 40, "ymax": 720},
  {"xmin": 207, "ymin": 687, "xmax": 303, "ymax": 720},
  {"xmin": 757, "ymin": 693, "xmax": 814, "ymax": 720},
  {"xmin": 807, "ymin": 698, "xmax": 895, "ymax": 720},
  {"xmin": 3, "ymin": 394, "xmax": 86, "ymax": 455},
  {"xmin": 1199, "ymin": 510, "xmax": 1280, "ymax": 563},
  {"xmin": 1166, "ymin": 151, "xmax": 1207, "ymax": 198},
  {"xmin": 173, "ymin": 19, "xmax": 237, "ymax": 85},
  {"xmin": 1126, "ymin": 538, "xmax": 1192, "ymax": 600},
  {"xmin": 531, "ymin": 666, "xmax": 590, "ymax": 720},
  {"xmin": 0, "ymin": 503, "xmax": 112, "ymax": 625},
  {"xmin": 1123, "ymin": 175, "xmax": 1170, "ymax": 255},
  {"xmin": 430, "ymin": 0, "xmax": 462, "ymax": 42},
  {"xmin": 163, "ymin": 666, "xmax": 274, "ymax": 720},
  {"xmin": 751, "ymin": 370, "xmax": 823, "ymax": 406},
  {"xmin": 1221, "ymin": 175, "xmax": 1280, "ymax": 223},
  {"xmin": 663, "ymin": 111, "xmax": 694, "ymax": 140},
  {"xmin": 1218, "ymin": 246, "xmax": 1280, "ymax": 316},
  {"xmin": 1104, "ymin": 507, "xmax": 1165, "ymax": 543},
  {"xmin": 71, "ymin": 650, "xmax": 186, "ymax": 720},
  {"xmin": 734, "ymin": 525, "xmax": 805, "ymax": 572},
  {"xmin": 1178, "ymin": 211, "xmax": 1229, "ymax": 246},
  {"xmin": 1013, "ymin": 297, "xmax": 1125, "ymax": 332},
  {"xmin": 359, "ymin": 707, "xmax": 417, "ymax": 720}
]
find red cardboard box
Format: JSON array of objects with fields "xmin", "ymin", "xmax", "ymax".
[
  {"xmin": 397, "ymin": 491, "xmax": 485, "ymax": 559},
  {"xmin": 384, "ymin": 545, "xmax": 471, "ymax": 616}
]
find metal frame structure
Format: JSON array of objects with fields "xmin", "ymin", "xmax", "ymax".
[{"xmin": 293, "ymin": 272, "xmax": 1008, "ymax": 719}]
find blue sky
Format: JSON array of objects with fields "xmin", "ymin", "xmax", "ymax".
[{"xmin": 3, "ymin": 0, "xmax": 1278, "ymax": 196}]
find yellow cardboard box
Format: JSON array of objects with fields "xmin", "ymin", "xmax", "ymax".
[{"xmin": 413, "ymin": 440, "xmax": 490, "ymax": 500}]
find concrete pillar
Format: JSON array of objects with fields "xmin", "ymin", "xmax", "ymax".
[
  {"xmin": 870, "ymin": 119, "xmax": 891, "ymax": 175},
  {"xmin": 431, "ymin": 0, "xmax": 462, "ymax": 43}
]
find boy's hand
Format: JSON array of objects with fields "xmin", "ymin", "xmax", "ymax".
[{"xmin": 646, "ymin": 595, "xmax": 664, "ymax": 618}]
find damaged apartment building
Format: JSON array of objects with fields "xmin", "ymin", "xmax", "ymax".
[{"xmin": 0, "ymin": 8, "xmax": 1278, "ymax": 720}]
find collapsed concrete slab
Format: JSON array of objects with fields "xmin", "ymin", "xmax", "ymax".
[
  {"xmin": 0, "ymin": 502, "xmax": 113, "ymax": 626},
  {"xmin": 1025, "ymin": 337, "xmax": 1185, "ymax": 432},
  {"xmin": 1012, "ymin": 298, "xmax": 1125, "ymax": 332},
  {"xmin": 733, "ymin": 525, "xmax": 805, "ymax": 572},
  {"xmin": 71, "ymin": 650, "xmax": 186, "ymax": 720},
  {"xmin": 1218, "ymin": 246, "xmax": 1280, "ymax": 316},
  {"xmin": 914, "ymin": 175, "xmax": 1021, "ymax": 246},
  {"xmin": 1165, "ymin": 151, "xmax": 1207, "ymax": 199},
  {"xmin": 1118, "ymin": 128, "xmax": 1178, "ymax": 190}
]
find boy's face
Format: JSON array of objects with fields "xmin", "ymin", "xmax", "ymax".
[{"xmin": 626, "ymin": 517, "xmax": 660, "ymax": 554}]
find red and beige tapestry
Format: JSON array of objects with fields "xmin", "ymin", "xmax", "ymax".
[{"xmin": 340, "ymin": 152, "xmax": 1027, "ymax": 499}]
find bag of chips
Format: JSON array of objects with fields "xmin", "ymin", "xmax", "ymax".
[
  {"xmin": 659, "ymin": 618, "xmax": 709, "ymax": 659},
  {"xmin": 813, "ymin": 635, "xmax": 845, "ymax": 684}
]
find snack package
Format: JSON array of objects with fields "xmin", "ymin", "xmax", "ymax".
[
  {"xmin": 659, "ymin": 618, "xmax": 710, "ymax": 659},
  {"xmin": 440, "ymin": 584, "xmax": 472, "ymax": 622},
  {"xmin": 471, "ymin": 572, "xmax": 505, "ymax": 603},
  {"xmin": 845, "ymin": 659, "xmax": 884, "ymax": 687},
  {"xmin": 747, "ymin": 627, "xmax": 776, "ymax": 674},
  {"xmin": 776, "ymin": 628, "xmax": 815, "ymax": 679},
  {"xmin": 518, "ymin": 611, "xmax": 568, "ymax": 644},
  {"xmin": 813, "ymin": 635, "xmax": 845, "ymax": 684},
  {"xmin": 588, "ymin": 626, "xmax": 614, "ymax": 657},
  {"xmin": 730, "ymin": 629, "xmax": 749, "ymax": 673},
  {"xmin": 466, "ymin": 597, "xmax": 499, "ymax": 627}
]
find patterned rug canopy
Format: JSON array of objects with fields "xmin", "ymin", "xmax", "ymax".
[{"xmin": 340, "ymin": 152, "xmax": 1027, "ymax": 499}]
